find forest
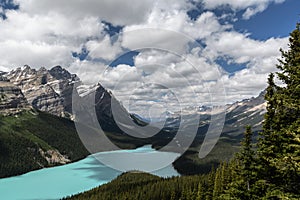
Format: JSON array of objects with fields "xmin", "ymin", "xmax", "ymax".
[
  {"xmin": 66, "ymin": 23, "xmax": 300, "ymax": 200},
  {"xmin": 0, "ymin": 110, "xmax": 90, "ymax": 178}
]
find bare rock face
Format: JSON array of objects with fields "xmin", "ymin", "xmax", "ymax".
[
  {"xmin": 3, "ymin": 65, "xmax": 138, "ymax": 136},
  {"xmin": 5, "ymin": 65, "xmax": 80, "ymax": 117},
  {"xmin": 39, "ymin": 148, "xmax": 71, "ymax": 165},
  {"xmin": 0, "ymin": 79, "xmax": 30, "ymax": 115}
]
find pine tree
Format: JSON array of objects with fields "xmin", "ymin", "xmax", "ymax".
[
  {"xmin": 223, "ymin": 126, "xmax": 256, "ymax": 199},
  {"xmin": 276, "ymin": 22, "xmax": 300, "ymax": 128},
  {"xmin": 239, "ymin": 126, "xmax": 255, "ymax": 193},
  {"xmin": 195, "ymin": 182, "xmax": 204, "ymax": 200},
  {"xmin": 257, "ymin": 22, "xmax": 300, "ymax": 196},
  {"xmin": 213, "ymin": 166, "xmax": 222, "ymax": 199}
]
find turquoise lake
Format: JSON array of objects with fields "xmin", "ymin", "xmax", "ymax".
[{"xmin": 0, "ymin": 145, "xmax": 180, "ymax": 200}]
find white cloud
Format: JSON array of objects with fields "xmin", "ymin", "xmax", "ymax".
[
  {"xmin": 0, "ymin": 0, "xmax": 290, "ymax": 117},
  {"xmin": 1, "ymin": 10, "xmax": 103, "ymax": 42},
  {"xmin": 0, "ymin": 39, "xmax": 75, "ymax": 68},
  {"xmin": 205, "ymin": 31, "xmax": 288, "ymax": 72},
  {"xmin": 0, "ymin": 7, "xmax": 4, "ymax": 16},
  {"xmin": 68, "ymin": 60, "xmax": 107, "ymax": 85},
  {"xmin": 14, "ymin": 0, "xmax": 155, "ymax": 26},
  {"xmin": 121, "ymin": 28, "xmax": 191, "ymax": 55},
  {"xmin": 202, "ymin": 0, "xmax": 285, "ymax": 19},
  {"xmin": 87, "ymin": 35, "xmax": 122, "ymax": 61},
  {"xmin": 124, "ymin": 9, "xmax": 229, "ymax": 42},
  {"xmin": 0, "ymin": 8, "xmax": 104, "ymax": 69},
  {"xmin": 201, "ymin": 30, "xmax": 288, "ymax": 103},
  {"xmin": 242, "ymin": 3, "xmax": 267, "ymax": 20}
]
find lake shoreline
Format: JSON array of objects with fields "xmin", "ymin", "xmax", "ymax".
[{"xmin": 0, "ymin": 145, "xmax": 181, "ymax": 200}]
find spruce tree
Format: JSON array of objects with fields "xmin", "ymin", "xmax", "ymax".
[
  {"xmin": 257, "ymin": 22, "xmax": 300, "ymax": 195},
  {"xmin": 219, "ymin": 126, "xmax": 256, "ymax": 200},
  {"xmin": 239, "ymin": 126, "xmax": 255, "ymax": 193}
]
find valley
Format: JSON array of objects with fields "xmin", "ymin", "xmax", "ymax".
[{"xmin": 0, "ymin": 65, "xmax": 266, "ymax": 179}]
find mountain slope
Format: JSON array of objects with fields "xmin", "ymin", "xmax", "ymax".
[
  {"xmin": 170, "ymin": 91, "xmax": 266, "ymax": 174},
  {"xmin": 0, "ymin": 65, "xmax": 268, "ymax": 177},
  {"xmin": 0, "ymin": 110, "xmax": 89, "ymax": 178},
  {"xmin": 64, "ymin": 172, "xmax": 210, "ymax": 200}
]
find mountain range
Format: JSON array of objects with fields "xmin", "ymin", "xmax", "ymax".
[{"xmin": 0, "ymin": 65, "xmax": 267, "ymax": 176}]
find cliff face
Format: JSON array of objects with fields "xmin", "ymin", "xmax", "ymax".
[
  {"xmin": 3, "ymin": 65, "xmax": 129, "ymax": 132},
  {"xmin": 5, "ymin": 65, "xmax": 80, "ymax": 117},
  {"xmin": 0, "ymin": 80, "xmax": 30, "ymax": 115}
]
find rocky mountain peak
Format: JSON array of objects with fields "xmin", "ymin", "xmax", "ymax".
[
  {"xmin": 49, "ymin": 65, "xmax": 78, "ymax": 81},
  {"xmin": 8, "ymin": 65, "xmax": 36, "ymax": 81},
  {"xmin": 3, "ymin": 65, "xmax": 81, "ymax": 117}
]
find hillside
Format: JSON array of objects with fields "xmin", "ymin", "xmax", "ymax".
[
  {"xmin": 64, "ymin": 172, "xmax": 204, "ymax": 200},
  {"xmin": 0, "ymin": 65, "xmax": 268, "ymax": 177},
  {"xmin": 65, "ymin": 22, "xmax": 300, "ymax": 200},
  {"xmin": 166, "ymin": 91, "xmax": 266, "ymax": 175},
  {"xmin": 0, "ymin": 110, "xmax": 89, "ymax": 178},
  {"xmin": 0, "ymin": 109, "xmax": 157, "ymax": 178},
  {"xmin": 65, "ymin": 172, "xmax": 224, "ymax": 200}
]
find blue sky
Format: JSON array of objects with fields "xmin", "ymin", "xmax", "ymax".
[
  {"xmin": 0, "ymin": 0, "xmax": 298, "ymax": 115},
  {"xmin": 234, "ymin": 0, "xmax": 300, "ymax": 40},
  {"xmin": 78, "ymin": 0, "xmax": 300, "ymax": 74}
]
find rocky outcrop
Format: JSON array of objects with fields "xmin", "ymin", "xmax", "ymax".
[
  {"xmin": 74, "ymin": 83, "xmax": 128, "ymax": 133},
  {"xmin": 0, "ymin": 79, "xmax": 30, "ymax": 115},
  {"xmin": 5, "ymin": 65, "xmax": 80, "ymax": 117},
  {"xmin": 4, "ymin": 65, "xmax": 133, "ymax": 133},
  {"xmin": 39, "ymin": 148, "xmax": 71, "ymax": 165}
]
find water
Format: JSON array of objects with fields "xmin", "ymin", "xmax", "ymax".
[{"xmin": 0, "ymin": 145, "xmax": 180, "ymax": 200}]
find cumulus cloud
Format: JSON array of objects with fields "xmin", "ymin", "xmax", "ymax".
[
  {"xmin": 201, "ymin": 0, "xmax": 285, "ymax": 19},
  {"xmin": 0, "ymin": 39, "xmax": 75, "ymax": 68},
  {"xmin": 205, "ymin": 31, "xmax": 288, "ymax": 67},
  {"xmin": 0, "ymin": 0, "xmax": 290, "ymax": 117},
  {"xmin": 0, "ymin": 7, "xmax": 104, "ymax": 69},
  {"xmin": 14, "ymin": 0, "xmax": 154, "ymax": 26},
  {"xmin": 87, "ymin": 35, "xmax": 122, "ymax": 61}
]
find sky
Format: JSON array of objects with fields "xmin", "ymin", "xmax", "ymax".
[{"xmin": 0, "ymin": 0, "xmax": 299, "ymax": 117}]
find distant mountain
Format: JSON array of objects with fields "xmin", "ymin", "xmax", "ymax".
[
  {"xmin": 222, "ymin": 90, "xmax": 266, "ymax": 137},
  {"xmin": 0, "ymin": 65, "xmax": 268, "ymax": 177},
  {"xmin": 171, "ymin": 91, "xmax": 266, "ymax": 175},
  {"xmin": 163, "ymin": 90, "xmax": 266, "ymax": 137},
  {"xmin": 4, "ymin": 65, "xmax": 79, "ymax": 117},
  {"xmin": 3, "ymin": 65, "xmax": 266, "ymax": 139},
  {"xmin": 2, "ymin": 65, "xmax": 141, "ymax": 134},
  {"xmin": 0, "ymin": 65, "xmax": 152, "ymax": 178}
]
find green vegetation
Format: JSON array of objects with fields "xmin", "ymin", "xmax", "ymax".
[
  {"xmin": 64, "ymin": 171, "xmax": 221, "ymax": 200},
  {"xmin": 173, "ymin": 138, "xmax": 239, "ymax": 175},
  {"xmin": 65, "ymin": 22, "xmax": 300, "ymax": 200},
  {"xmin": 252, "ymin": 22, "xmax": 300, "ymax": 196},
  {"xmin": 0, "ymin": 110, "xmax": 89, "ymax": 178},
  {"xmin": 0, "ymin": 109, "xmax": 152, "ymax": 178}
]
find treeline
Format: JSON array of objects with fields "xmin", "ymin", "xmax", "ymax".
[
  {"xmin": 0, "ymin": 109, "xmax": 156, "ymax": 178},
  {"xmin": 66, "ymin": 23, "xmax": 300, "ymax": 199},
  {"xmin": 65, "ymin": 126, "xmax": 298, "ymax": 199},
  {"xmin": 64, "ymin": 170, "xmax": 228, "ymax": 200}
]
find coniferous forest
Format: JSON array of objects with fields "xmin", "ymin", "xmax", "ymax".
[{"xmin": 66, "ymin": 23, "xmax": 300, "ymax": 200}]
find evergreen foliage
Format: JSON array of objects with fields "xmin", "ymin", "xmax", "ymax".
[
  {"xmin": 0, "ymin": 110, "xmax": 89, "ymax": 178},
  {"xmin": 256, "ymin": 23, "xmax": 300, "ymax": 195},
  {"xmin": 65, "ymin": 22, "xmax": 300, "ymax": 200}
]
